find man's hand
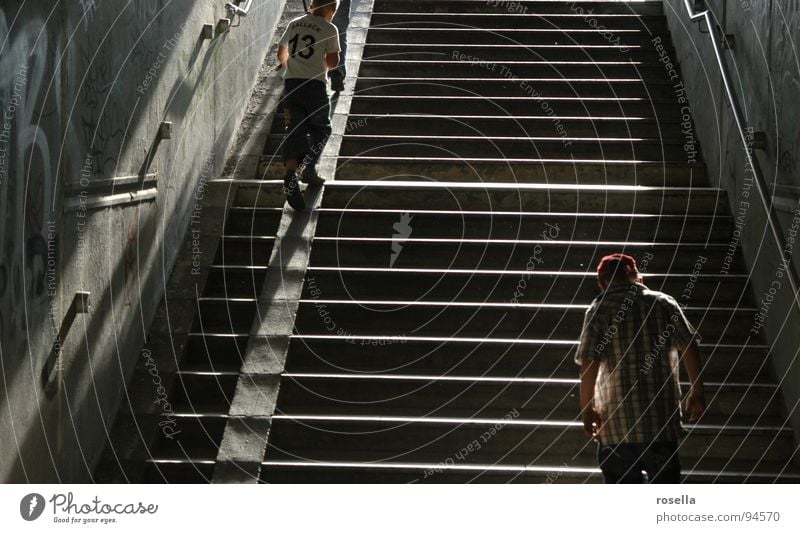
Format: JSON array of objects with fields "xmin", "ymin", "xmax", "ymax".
[
  {"xmin": 582, "ymin": 407, "xmax": 602, "ymax": 439},
  {"xmin": 683, "ymin": 389, "xmax": 706, "ymax": 423},
  {"xmin": 579, "ymin": 358, "xmax": 601, "ymax": 439},
  {"xmin": 680, "ymin": 341, "xmax": 706, "ymax": 423}
]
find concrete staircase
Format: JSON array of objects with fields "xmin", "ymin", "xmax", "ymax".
[
  {"xmin": 260, "ymin": 0, "xmax": 800, "ymax": 482},
  {"xmin": 140, "ymin": 184, "xmax": 285, "ymax": 482}
]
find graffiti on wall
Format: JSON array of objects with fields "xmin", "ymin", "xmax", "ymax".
[{"xmin": 0, "ymin": 8, "xmax": 60, "ymax": 354}]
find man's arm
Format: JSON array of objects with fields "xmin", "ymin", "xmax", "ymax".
[
  {"xmin": 277, "ymin": 45, "xmax": 289, "ymax": 70},
  {"xmin": 325, "ymin": 52, "xmax": 339, "ymax": 70},
  {"xmin": 681, "ymin": 340, "xmax": 706, "ymax": 422},
  {"xmin": 580, "ymin": 358, "xmax": 602, "ymax": 438}
]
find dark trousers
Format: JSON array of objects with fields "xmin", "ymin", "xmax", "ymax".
[
  {"xmin": 282, "ymin": 79, "xmax": 331, "ymax": 171},
  {"xmin": 597, "ymin": 441, "xmax": 682, "ymax": 483}
]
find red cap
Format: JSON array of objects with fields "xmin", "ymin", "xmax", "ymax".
[{"xmin": 596, "ymin": 253, "xmax": 638, "ymax": 278}]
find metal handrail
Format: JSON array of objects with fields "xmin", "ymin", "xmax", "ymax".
[
  {"xmin": 225, "ymin": 0, "xmax": 254, "ymax": 17},
  {"xmin": 682, "ymin": 0, "xmax": 800, "ymax": 314}
]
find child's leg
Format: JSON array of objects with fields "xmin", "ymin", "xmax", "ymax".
[
  {"xmin": 302, "ymin": 83, "xmax": 332, "ymax": 173},
  {"xmin": 282, "ymin": 81, "xmax": 311, "ymax": 171}
]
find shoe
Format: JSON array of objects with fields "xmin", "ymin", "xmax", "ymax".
[
  {"xmin": 283, "ymin": 170, "xmax": 305, "ymax": 211},
  {"xmin": 329, "ymin": 70, "xmax": 345, "ymax": 93},
  {"xmin": 301, "ymin": 169, "xmax": 326, "ymax": 186}
]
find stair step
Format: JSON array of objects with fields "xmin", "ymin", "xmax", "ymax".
[
  {"xmin": 372, "ymin": 0, "xmax": 665, "ymax": 16},
  {"xmin": 284, "ymin": 337, "xmax": 773, "ymax": 384},
  {"xmin": 333, "ymin": 114, "xmax": 686, "ymax": 139},
  {"xmin": 145, "ymin": 459, "xmax": 216, "ymax": 483},
  {"xmin": 261, "ymin": 459, "xmax": 799, "ymax": 483},
  {"xmin": 169, "ymin": 371, "xmax": 238, "ymax": 412},
  {"xmin": 215, "ymin": 236, "xmax": 275, "ymax": 265},
  {"xmin": 263, "ymin": 417, "xmax": 797, "ymax": 478},
  {"xmin": 338, "ymin": 135, "xmax": 699, "ymax": 161},
  {"xmin": 293, "ymin": 301, "xmax": 758, "ymax": 343},
  {"xmin": 224, "ymin": 207, "xmax": 283, "ymax": 235},
  {"xmin": 194, "ymin": 298, "xmax": 259, "ymax": 332},
  {"xmin": 320, "ymin": 182, "xmax": 726, "ymax": 214},
  {"xmin": 204, "ymin": 265, "xmax": 268, "ymax": 298},
  {"xmin": 301, "ymin": 268, "xmax": 749, "ymax": 307},
  {"xmin": 315, "ymin": 209, "xmax": 734, "ymax": 243},
  {"xmin": 361, "ymin": 43, "xmax": 672, "ymax": 62},
  {"xmin": 354, "ymin": 77, "xmax": 682, "ymax": 98},
  {"xmin": 366, "ymin": 28, "xmax": 671, "ymax": 46},
  {"xmin": 185, "ymin": 333, "xmax": 248, "ymax": 370},
  {"xmin": 370, "ymin": 13, "xmax": 668, "ymax": 31},
  {"xmin": 232, "ymin": 181, "xmax": 286, "ymax": 208},
  {"xmin": 150, "ymin": 414, "xmax": 228, "ymax": 459},
  {"xmin": 349, "ymin": 95, "xmax": 689, "ymax": 118},
  {"xmin": 274, "ymin": 376, "xmax": 782, "ymax": 425},
  {"xmin": 309, "ymin": 238, "xmax": 743, "ymax": 272},
  {"xmin": 334, "ymin": 158, "xmax": 706, "ymax": 185}
]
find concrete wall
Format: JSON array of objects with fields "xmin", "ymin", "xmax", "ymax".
[
  {"xmin": 662, "ymin": 0, "xmax": 800, "ymax": 444},
  {"xmin": 0, "ymin": 0, "xmax": 285, "ymax": 482}
]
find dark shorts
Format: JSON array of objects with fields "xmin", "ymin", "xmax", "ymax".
[
  {"xmin": 281, "ymin": 78, "xmax": 331, "ymax": 168},
  {"xmin": 597, "ymin": 441, "xmax": 682, "ymax": 483}
]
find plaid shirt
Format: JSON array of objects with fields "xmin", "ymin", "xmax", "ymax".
[{"xmin": 575, "ymin": 283, "xmax": 699, "ymax": 445}]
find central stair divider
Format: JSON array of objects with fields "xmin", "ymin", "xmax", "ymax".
[{"xmin": 212, "ymin": 0, "xmax": 376, "ymax": 483}]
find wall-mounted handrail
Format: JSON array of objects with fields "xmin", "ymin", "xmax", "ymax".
[
  {"xmin": 225, "ymin": 0, "xmax": 254, "ymax": 17},
  {"xmin": 42, "ymin": 292, "xmax": 91, "ymax": 396},
  {"xmin": 682, "ymin": 0, "xmax": 800, "ymax": 315}
]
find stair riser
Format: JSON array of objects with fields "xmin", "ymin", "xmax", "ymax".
[
  {"xmin": 285, "ymin": 341, "xmax": 770, "ymax": 383},
  {"xmin": 215, "ymin": 240, "xmax": 274, "ymax": 266},
  {"xmin": 370, "ymin": 14, "xmax": 668, "ymax": 31},
  {"xmin": 185, "ymin": 337, "xmax": 247, "ymax": 371},
  {"xmin": 301, "ymin": 271, "xmax": 749, "ymax": 307},
  {"xmin": 277, "ymin": 378, "xmax": 779, "ymax": 423},
  {"xmin": 294, "ymin": 304, "xmax": 757, "ymax": 343},
  {"xmin": 224, "ymin": 210, "xmax": 282, "ymax": 236},
  {"xmin": 152, "ymin": 417, "xmax": 227, "ymax": 458},
  {"xmin": 372, "ymin": 1, "xmax": 664, "ymax": 16},
  {"xmin": 257, "ymin": 162, "xmax": 297, "ymax": 182},
  {"xmin": 349, "ymin": 98, "xmax": 689, "ymax": 119},
  {"xmin": 367, "ymin": 29, "xmax": 670, "ymax": 46},
  {"xmin": 267, "ymin": 421, "xmax": 792, "ymax": 465},
  {"xmin": 355, "ymin": 79, "xmax": 681, "ymax": 98},
  {"xmin": 309, "ymin": 241, "xmax": 743, "ymax": 272},
  {"xmin": 321, "ymin": 187, "xmax": 725, "ymax": 214},
  {"xmin": 146, "ymin": 462, "xmax": 215, "ymax": 483},
  {"xmin": 233, "ymin": 187, "xmax": 285, "ymax": 209},
  {"xmin": 334, "ymin": 160, "xmax": 707, "ymax": 186},
  {"xmin": 261, "ymin": 466, "xmax": 794, "ymax": 484},
  {"xmin": 338, "ymin": 139, "xmax": 697, "ymax": 161},
  {"xmin": 170, "ymin": 374, "xmax": 238, "ymax": 412},
  {"xmin": 204, "ymin": 270, "xmax": 267, "ymax": 299},
  {"xmin": 315, "ymin": 213, "xmax": 734, "ymax": 243},
  {"xmin": 361, "ymin": 46, "xmax": 673, "ymax": 63},
  {"xmin": 307, "ymin": 115, "xmax": 684, "ymax": 138},
  {"xmin": 195, "ymin": 301, "xmax": 259, "ymax": 331}
]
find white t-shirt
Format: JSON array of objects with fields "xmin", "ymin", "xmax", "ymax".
[{"xmin": 279, "ymin": 13, "xmax": 340, "ymax": 82}]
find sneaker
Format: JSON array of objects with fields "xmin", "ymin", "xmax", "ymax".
[
  {"xmin": 283, "ymin": 170, "xmax": 305, "ymax": 211},
  {"xmin": 329, "ymin": 70, "xmax": 345, "ymax": 93},
  {"xmin": 301, "ymin": 169, "xmax": 326, "ymax": 186}
]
